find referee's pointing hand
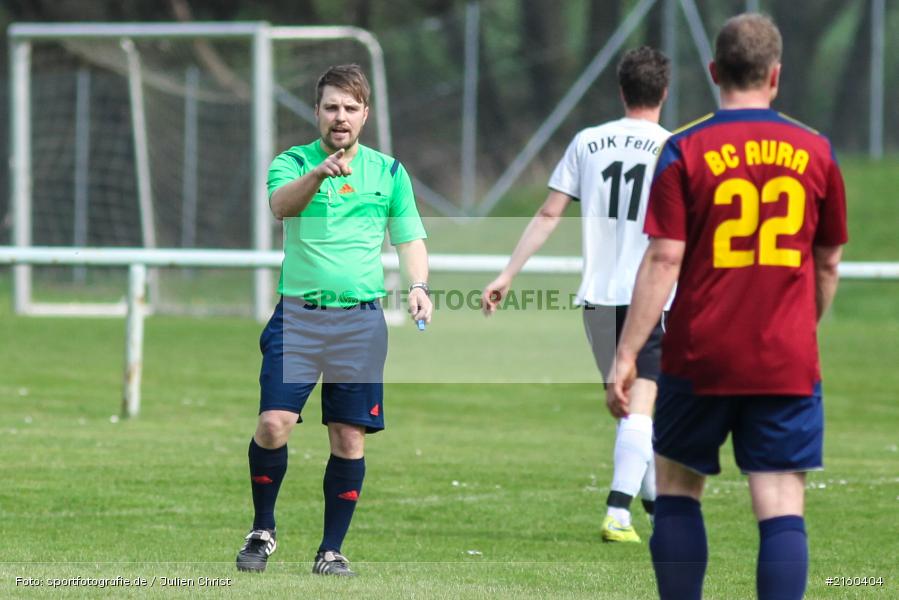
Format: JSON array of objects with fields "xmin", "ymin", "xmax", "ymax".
[{"xmin": 317, "ymin": 148, "xmax": 353, "ymax": 178}]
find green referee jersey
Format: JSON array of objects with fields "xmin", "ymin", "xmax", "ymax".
[{"xmin": 268, "ymin": 140, "xmax": 427, "ymax": 307}]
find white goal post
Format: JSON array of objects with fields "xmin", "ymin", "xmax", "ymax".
[
  {"xmin": 8, "ymin": 21, "xmax": 392, "ymax": 323},
  {"xmin": 2, "ymin": 246, "xmax": 898, "ymax": 418}
]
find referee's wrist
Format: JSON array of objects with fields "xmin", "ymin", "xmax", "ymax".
[{"xmin": 409, "ymin": 281, "xmax": 430, "ymax": 296}]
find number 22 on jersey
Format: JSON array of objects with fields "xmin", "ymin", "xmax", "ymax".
[{"xmin": 713, "ymin": 176, "xmax": 805, "ymax": 268}]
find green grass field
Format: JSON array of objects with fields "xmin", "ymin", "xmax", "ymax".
[{"xmin": 1, "ymin": 158, "xmax": 898, "ymax": 598}]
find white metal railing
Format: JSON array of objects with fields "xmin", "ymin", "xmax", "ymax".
[
  {"xmin": 2, "ymin": 247, "xmax": 897, "ymax": 277},
  {"xmin": 2, "ymin": 246, "xmax": 897, "ymax": 419}
]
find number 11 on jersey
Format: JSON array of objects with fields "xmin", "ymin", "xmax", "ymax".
[{"xmin": 602, "ymin": 161, "xmax": 647, "ymax": 221}]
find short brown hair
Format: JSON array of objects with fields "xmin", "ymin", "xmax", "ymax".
[
  {"xmin": 315, "ymin": 64, "xmax": 371, "ymax": 106},
  {"xmin": 714, "ymin": 13, "xmax": 782, "ymax": 90},
  {"xmin": 617, "ymin": 46, "xmax": 670, "ymax": 108}
]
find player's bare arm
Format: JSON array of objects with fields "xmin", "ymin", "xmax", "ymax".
[
  {"xmin": 397, "ymin": 239, "xmax": 432, "ymax": 324},
  {"xmin": 269, "ymin": 149, "xmax": 352, "ymax": 220},
  {"xmin": 608, "ymin": 237, "xmax": 683, "ymax": 418},
  {"xmin": 481, "ymin": 190, "xmax": 572, "ymax": 315},
  {"xmin": 813, "ymin": 244, "xmax": 842, "ymax": 321}
]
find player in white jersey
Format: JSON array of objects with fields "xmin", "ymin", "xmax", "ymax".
[{"xmin": 482, "ymin": 47, "xmax": 671, "ymax": 543}]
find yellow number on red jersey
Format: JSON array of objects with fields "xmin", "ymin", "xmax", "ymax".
[{"xmin": 713, "ymin": 176, "xmax": 806, "ymax": 268}]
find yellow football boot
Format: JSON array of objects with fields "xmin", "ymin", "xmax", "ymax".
[{"xmin": 601, "ymin": 515, "xmax": 641, "ymax": 543}]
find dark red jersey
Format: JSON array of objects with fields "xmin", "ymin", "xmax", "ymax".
[{"xmin": 645, "ymin": 109, "xmax": 848, "ymax": 395}]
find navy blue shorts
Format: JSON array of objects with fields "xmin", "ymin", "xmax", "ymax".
[
  {"xmin": 258, "ymin": 297, "xmax": 388, "ymax": 433},
  {"xmin": 653, "ymin": 375, "xmax": 824, "ymax": 475}
]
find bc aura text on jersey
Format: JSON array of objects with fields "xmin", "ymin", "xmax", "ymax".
[{"xmin": 704, "ymin": 140, "xmax": 810, "ymax": 177}]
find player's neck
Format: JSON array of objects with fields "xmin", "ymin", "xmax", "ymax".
[
  {"xmin": 623, "ymin": 106, "xmax": 661, "ymax": 124},
  {"xmin": 718, "ymin": 87, "xmax": 774, "ymax": 110}
]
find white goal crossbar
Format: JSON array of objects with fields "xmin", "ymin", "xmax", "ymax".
[{"xmin": 2, "ymin": 246, "xmax": 897, "ymax": 418}]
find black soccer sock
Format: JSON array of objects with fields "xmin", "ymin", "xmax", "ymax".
[
  {"xmin": 650, "ymin": 495, "xmax": 707, "ymax": 600},
  {"xmin": 248, "ymin": 438, "xmax": 288, "ymax": 531},
  {"xmin": 757, "ymin": 515, "xmax": 808, "ymax": 600},
  {"xmin": 319, "ymin": 454, "xmax": 365, "ymax": 553},
  {"xmin": 641, "ymin": 498, "xmax": 655, "ymax": 516},
  {"xmin": 606, "ymin": 490, "xmax": 634, "ymax": 509}
]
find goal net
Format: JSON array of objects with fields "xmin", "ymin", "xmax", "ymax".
[{"xmin": 11, "ymin": 23, "xmax": 390, "ymax": 319}]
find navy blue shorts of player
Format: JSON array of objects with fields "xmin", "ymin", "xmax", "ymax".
[
  {"xmin": 583, "ymin": 304, "xmax": 665, "ymax": 382},
  {"xmin": 653, "ymin": 375, "xmax": 823, "ymax": 475},
  {"xmin": 258, "ymin": 297, "xmax": 388, "ymax": 433}
]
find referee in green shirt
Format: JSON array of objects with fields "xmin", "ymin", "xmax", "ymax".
[{"xmin": 236, "ymin": 64, "xmax": 431, "ymax": 577}]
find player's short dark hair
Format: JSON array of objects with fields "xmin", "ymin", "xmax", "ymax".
[
  {"xmin": 315, "ymin": 64, "xmax": 371, "ymax": 106},
  {"xmin": 714, "ymin": 13, "xmax": 782, "ymax": 90},
  {"xmin": 617, "ymin": 46, "xmax": 670, "ymax": 109}
]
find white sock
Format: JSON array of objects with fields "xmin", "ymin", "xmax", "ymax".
[
  {"xmin": 609, "ymin": 414, "xmax": 654, "ymax": 511},
  {"xmin": 607, "ymin": 505, "xmax": 632, "ymax": 527}
]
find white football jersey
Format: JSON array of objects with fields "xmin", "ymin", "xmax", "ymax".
[{"xmin": 548, "ymin": 117, "xmax": 672, "ymax": 307}]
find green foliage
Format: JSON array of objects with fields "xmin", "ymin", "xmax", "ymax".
[{"xmin": 4, "ymin": 0, "xmax": 896, "ymax": 152}]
